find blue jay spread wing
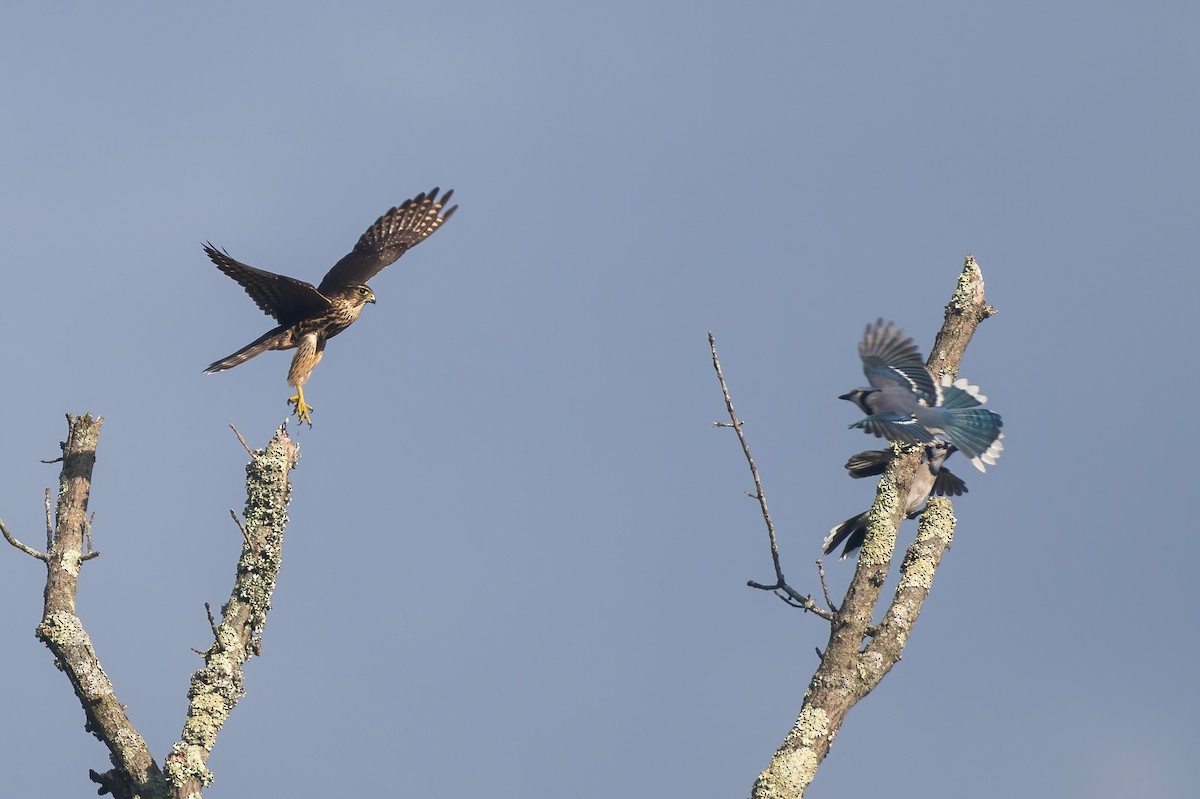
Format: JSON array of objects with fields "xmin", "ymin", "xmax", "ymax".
[
  {"xmin": 858, "ymin": 319, "xmax": 940, "ymax": 405},
  {"xmin": 841, "ymin": 321, "xmax": 1004, "ymax": 472},
  {"xmin": 848, "ymin": 414, "xmax": 939, "ymax": 445}
]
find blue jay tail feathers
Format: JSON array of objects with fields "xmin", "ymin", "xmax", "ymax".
[{"xmin": 929, "ymin": 376, "xmax": 1003, "ymax": 472}]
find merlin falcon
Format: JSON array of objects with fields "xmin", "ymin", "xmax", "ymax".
[{"xmin": 203, "ymin": 187, "xmax": 457, "ymax": 425}]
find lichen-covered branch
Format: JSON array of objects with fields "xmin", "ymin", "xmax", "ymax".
[
  {"xmin": 163, "ymin": 426, "xmax": 299, "ymax": 798},
  {"xmin": 751, "ymin": 256, "xmax": 993, "ymax": 798},
  {"xmin": 865, "ymin": 496, "xmax": 956, "ymax": 667},
  {"xmin": 4, "ymin": 418, "xmax": 301, "ymax": 799}
]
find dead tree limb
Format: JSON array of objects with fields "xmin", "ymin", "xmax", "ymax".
[{"xmin": 4, "ymin": 417, "xmax": 300, "ymax": 799}]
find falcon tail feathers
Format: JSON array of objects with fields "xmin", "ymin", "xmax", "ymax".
[{"xmin": 203, "ymin": 326, "xmax": 288, "ymax": 374}]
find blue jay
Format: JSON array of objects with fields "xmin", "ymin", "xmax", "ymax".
[
  {"xmin": 823, "ymin": 443, "xmax": 966, "ymax": 560},
  {"xmin": 840, "ymin": 319, "xmax": 1003, "ymax": 472}
]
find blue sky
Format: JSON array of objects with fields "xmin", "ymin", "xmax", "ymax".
[{"xmin": 1, "ymin": 3, "xmax": 1196, "ymax": 797}]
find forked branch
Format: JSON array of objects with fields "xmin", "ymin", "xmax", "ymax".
[
  {"xmin": 709, "ymin": 256, "xmax": 995, "ymax": 798},
  {"xmin": 4, "ymin": 416, "xmax": 300, "ymax": 799}
]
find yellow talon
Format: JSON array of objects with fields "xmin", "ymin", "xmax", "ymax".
[{"xmin": 288, "ymin": 385, "xmax": 316, "ymax": 427}]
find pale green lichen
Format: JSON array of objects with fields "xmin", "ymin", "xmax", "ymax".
[
  {"xmin": 897, "ymin": 498, "xmax": 957, "ymax": 590},
  {"xmin": 164, "ymin": 742, "xmax": 215, "ymax": 788},
  {"xmin": 790, "ymin": 706, "xmax": 829, "ymax": 747},
  {"xmin": 182, "ymin": 713, "xmax": 221, "ymax": 750},
  {"xmin": 856, "ymin": 650, "xmax": 885, "ymax": 682},
  {"xmin": 919, "ymin": 498, "xmax": 956, "ymax": 547},
  {"xmin": 948, "ymin": 256, "xmax": 982, "ymax": 313},
  {"xmin": 112, "ymin": 726, "xmax": 147, "ymax": 750},
  {"xmin": 811, "ymin": 667, "xmax": 855, "ymax": 697},
  {"xmin": 74, "ymin": 655, "xmax": 113, "ymax": 696},
  {"xmin": 58, "ymin": 549, "xmax": 82, "ymax": 576},
  {"xmin": 753, "ymin": 707, "xmax": 829, "ymax": 797},
  {"xmin": 883, "ymin": 603, "xmax": 914, "ymax": 649},
  {"xmin": 859, "ymin": 475, "xmax": 902, "ymax": 567},
  {"xmin": 754, "ymin": 746, "xmax": 818, "ymax": 798},
  {"xmin": 36, "ymin": 614, "xmax": 118, "ymax": 700},
  {"xmin": 215, "ymin": 625, "xmax": 241, "ymax": 652},
  {"xmin": 37, "ymin": 612, "xmax": 86, "ymax": 646},
  {"xmin": 898, "ymin": 552, "xmax": 936, "ymax": 590}
]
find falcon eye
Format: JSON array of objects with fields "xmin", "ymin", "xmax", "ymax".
[{"xmin": 358, "ymin": 287, "xmax": 369, "ymax": 296}]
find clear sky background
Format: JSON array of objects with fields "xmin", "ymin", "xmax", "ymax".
[{"xmin": 1, "ymin": 3, "xmax": 1195, "ymax": 797}]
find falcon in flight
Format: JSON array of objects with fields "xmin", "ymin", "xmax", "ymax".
[{"xmin": 203, "ymin": 187, "xmax": 457, "ymax": 425}]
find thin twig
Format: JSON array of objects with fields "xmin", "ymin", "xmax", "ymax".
[
  {"xmin": 708, "ymin": 332, "xmax": 783, "ymax": 582},
  {"xmin": 44, "ymin": 488, "xmax": 52, "ymax": 549},
  {"xmin": 204, "ymin": 603, "xmax": 221, "ymax": 642},
  {"xmin": 229, "ymin": 509, "xmax": 251, "ymax": 544},
  {"xmin": 229, "ymin": 424, "xmax": 254, "ymax": 457},
  {"xmin": 746, "ymin": 579, "xmax": 837, "ymax": 621},
  {"xmin": 0, "ymin": 517, "xmax": 47, "ymax": 560},
  {"xmin": 81, "ymin": 512, "xmax": 101, "ymax": 560},
  {"xmin": 709, "ymin": 332, "xmax": 837, "ymax": 622},
  {"xmin": 816, "ymin": 559, "xmax": 837, "ymax": 612}
]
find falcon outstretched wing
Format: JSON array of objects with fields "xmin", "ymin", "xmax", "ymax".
[
  {"xmin": 317, "ymin": 187, "xmax": 457, "ymax": 295},
  {"xmin": 203, "ymin": 243, "xmax": 332, "ymax": 328}
]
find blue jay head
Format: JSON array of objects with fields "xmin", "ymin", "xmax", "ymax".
[{"xmin": 839, "ymin": 388, "xmax": 874, "ymax": 415}]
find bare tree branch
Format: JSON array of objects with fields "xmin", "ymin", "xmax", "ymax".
[
  {"xmin": 25, "ymin": 414, "xmax": 168, "ymax": 797},
  {"xmin": 709, "ymin": 332, "xmax": 836, "ymax": 623},
  {"xmin": 1, "ymin": 516, "xmax": 47, "ymax": 560}
]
